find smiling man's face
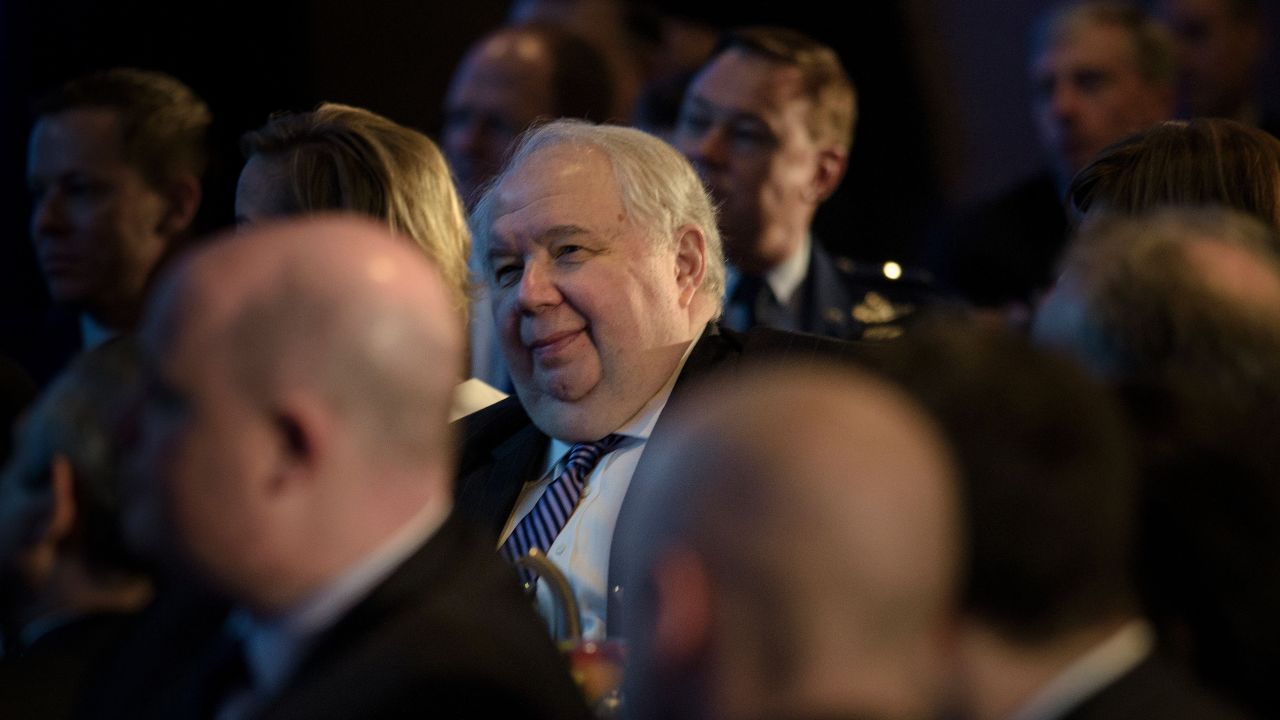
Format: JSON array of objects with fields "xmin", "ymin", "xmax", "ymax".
[{"xmin": 484, "ymin": 143, "xmax": 698, "ymax": 441}]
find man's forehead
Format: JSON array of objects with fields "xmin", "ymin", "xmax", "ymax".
[
  {"xmin": 452, "ymin": 34, "xmax": 554, "ymax": 101},
  {"xmin": 1036, "ymin": 20, "xmax": 1139, "ymax": 72},
  {"xmin": 30, "ymin": 107, "xmax": 126, "ymax": 164},
  {"xmin": 486, "ymin": 144, "xmax": 624, "ymax": 247},
  {"xmin": 691, "ymin": 49, "xmax": 808, "ymax": 111}
]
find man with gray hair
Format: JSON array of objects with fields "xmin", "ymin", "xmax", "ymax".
[
  {"xmin": 616, "ymin": 362, "xmax": 963, "ymax": 720},
  {"xmin": 457, "ymin": 119, "xmax": 856, "ymax": 641},
  {"xmin": 0, "ymin": 339, "xmax": 152, "ymax": 718}
]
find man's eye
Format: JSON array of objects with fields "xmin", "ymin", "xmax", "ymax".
[
  {"xmin": 1075, "ymin": 71, "xmax": 1107, "ymax": 94},
  {"xmin": 493, "ymin": 263, "xmax": 522, "ymax": 287},
  {"xmin": 555, "ymin": 245, "xmax": 586, "ymax": 260},
  {"xmin": 729, "ymin": 123, "xmax": 774, "ymax": 147},
  {"xmin": 677, "ymin": 112, "xmax": 712, "ymax": 135}
]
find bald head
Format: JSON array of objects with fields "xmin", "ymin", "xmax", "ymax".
[
  {"xmin": 133, "ymin": 214, "xmax": 463, "ymax": 611},
  {"xmin": 442, "ymin": 24, "xmax": 613, "ymax": 205},
  {"xmin": 620, "ymin": 363, "xmax": 961, "ymax": 720}
]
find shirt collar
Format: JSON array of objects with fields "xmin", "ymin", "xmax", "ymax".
[
  {"xmin": 1009, "ymin": 620, "xmax": 1154, "ymax": 720},
  {"xmin": 230, "ymin": 501, "xmax": 451, "ymax": 694},
  {"xmin": 725, "ymin": 235, "xmax": 811, "ymax": 306},
  {"xmin": 79, "ymin": 314, "xmax": 118, "ymax": 349},
  {"xmin": 545, "ymin": 335, "xmax": 698, "ymax": 468}
]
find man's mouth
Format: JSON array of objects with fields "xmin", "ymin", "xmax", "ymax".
[{"xmin": 526, "ymin": 328, "xmax": 586, "ymax": 362}]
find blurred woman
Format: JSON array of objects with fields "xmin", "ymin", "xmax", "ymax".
[
  {"xmin": 237, "ymin": 103, "xmax": 503, "ymax": 417},
  {"xmin": 1069, "ymin": 118, "xmax": 1280, "ymax": 235}
]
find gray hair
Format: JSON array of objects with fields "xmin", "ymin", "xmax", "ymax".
[
  {"xmin": 1036, "ymin": 207, "xmax": 1280, "ymax": 381},
  {"xmin": 3, "ymin": 338, "xmax": 148, "ymax": 572},
  {"xmin": 472, "ymin": 120, "xmax": 726, "ymax": 306}
]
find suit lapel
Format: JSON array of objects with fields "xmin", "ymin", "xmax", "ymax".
[{"xmin": 456, "ymin": 422, "xmax": 549, "ymax": 541}]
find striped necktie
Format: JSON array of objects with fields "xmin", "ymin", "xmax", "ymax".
[{"xmin": 500, "ymin": 434, "xmax": 626, "ymax": 588}]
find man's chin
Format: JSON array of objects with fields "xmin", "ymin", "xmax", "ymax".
[{"xmin": 519, "ymin": 382, "xmax": 621, "ymax": 442}]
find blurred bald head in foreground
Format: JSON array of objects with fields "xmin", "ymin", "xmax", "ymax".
[
  {"xmin": 116, "ymin": 215, "xmax": 593, "ymax": 719},
  {"xmin": 131, "ymin": 214, "xmax": 462, "ymax": 611},
  {"xmin": 619, "ymin": 363, "xmax": 962, "ymax": 720}
]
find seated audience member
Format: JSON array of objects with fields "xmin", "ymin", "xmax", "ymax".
[
  {"xmin": 0, "ymin": 339, "xmax": 153, "ymax": 719},
  {"xmin": 1068, "ymin": 118, "xmax": 1280, "ymax": 230},
  {"xmin": 936, "ymin": 1, "xmax": 1175, "ymax": 310},
  {"xmin": 443, "ymin": 22, "xmax": 616, "ymax": 390},
  {"xmin": 1033, "ymin": 208, "xmax": 1280, "ymax": 717},
  {"xmin": 616, "ymin": 363, "xmax": 963, "ymax": 720},
  {"xmin": 676, "ymin": 26, "xmax": 924, "ymax": 340},
  {"xmin": 25, "ymin": 69, "xmax": 210, "ymax": 383},
  {"xmin": 1156, "ymin": 0, "xmax": 1279, "ymax": 135},
  {"xmin": 113, "ymin": 216, "xmax": 591, "ymax": 719},
  {"xmin": 862, "ymin": 324, "xmax": 1249, "ymax": 720},
  {"xmin": 237, "ymin": 102, "xmax": 504, "ymax": 417},
  {"xmin": 457, "ymin": 119, "xmax": 857, "ymax": 642},
  {"xmin": 442, "ymin": 23, "xmax": 615, "ymax": 209}
]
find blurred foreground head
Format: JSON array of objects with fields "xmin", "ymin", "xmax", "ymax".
[
  {"xmin": 0, "ymin": 338, "xmax": 152, "ymax": 632},
  {"xmin": 129, "ymin": 215, "xmax": 463, "ymax": 613},
  {"xmin": 619, "ymin": 362, "xmax": 962, "ymax": 720},
  {"xmin": 1033, "ymin": 208, "xmax": 1280, "ymax": 717}
]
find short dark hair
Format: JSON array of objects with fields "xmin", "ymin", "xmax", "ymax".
[
  {"xmin": 715, "ymin": 26, "xmax": 858, "ymax": 151},
  {"xmin": 35, "ymin": 67, "xmax": 211, "ymax": 187},
  {"xmin": 1069, "ymin": 119, "xmax": 1280, "ymax": 231},
  {"xmin": 861, "ymin": 323, "xmax": 1139, "ymax": 642}
]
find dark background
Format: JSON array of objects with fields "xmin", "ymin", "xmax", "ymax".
[{"xmin": 4, "ymin": 0, "xmax": 1279, "ymax": 365}]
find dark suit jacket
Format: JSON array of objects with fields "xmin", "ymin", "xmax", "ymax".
[
  {"xmin": 0, "ymin": 611, "xmax": 140, "ymax": 720},
  {"xmin": 81, "ymin": 514, "xmax": 592, "ymax": 720},
  {"xmin": 454, "ymin": 322, "xmax": 864, "ymax": 633},
  {"xmin": 1059, "ymin": 654, "xmax": 1250, "ymax": 720}
]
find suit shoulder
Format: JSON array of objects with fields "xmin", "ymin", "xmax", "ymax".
[{"xmin": 454, "ymin": 396, "xmax": 530, "ymax": 470}]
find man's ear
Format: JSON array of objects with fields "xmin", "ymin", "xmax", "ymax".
[
  {"xmin": 808, "ymin": 147, "xmax": 848, "ymax": 204},
  {"xmin": 46, "ymin": 454, "xmax": 79, "ymax": 546},
  {"xmin": 673, "ymin": 225, "xmax": 708, "ymax": 307},
  {"xmin": 268, "ymin": 393, "xmax": 330, "ymax": 496},
  {"xmin": 157, "ymin": 173, "xmax": 202, "ymax": 238},
  {"xmin": 651, "ymin": 546, "xmax": 713, "ymax": 670}
]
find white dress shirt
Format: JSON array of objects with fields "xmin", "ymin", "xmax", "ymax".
[
  {"xmin": 497, "ymin": 340, "xmax": 696, "ymax": 641},
  {"xmin": 1008, "ymin": 620, "xmax": 1154, "ymax": 720}
]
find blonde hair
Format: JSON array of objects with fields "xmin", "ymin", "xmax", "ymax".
[{"xmin": 241, "ymin": 103, "xmax": 471, "ymax": 317}]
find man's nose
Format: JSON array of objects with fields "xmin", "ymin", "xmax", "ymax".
[
  {"xmin": 1050, "ymin": 84, "xmax": 1081, "ymax": 123},
  {"xmin": 31, "ymin": 188, "xmax": 67, "ymax": 238},
  {"xmin": 683, "ymin": 124, "xmax": 729, "ymax": 169},
  {"xmin": 517, "ymin": 259, "xmax": 561, "ymax": 311}
]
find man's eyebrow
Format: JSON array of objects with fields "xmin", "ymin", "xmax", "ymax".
[
  {"xmin": 538, "ymin": 225, "xmax": 590, "ymax": 242},
  {"xmin": 486, "ymin": 225, "xmax": 590, "ymax": 260},
  {"xmin": 683, "ymin": 95, "xmax": 769, "ymax": 127}
]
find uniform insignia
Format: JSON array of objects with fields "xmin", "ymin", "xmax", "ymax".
[{"xmin": 852, "ymin": 291, "xmax": 913, "ymax": 324}]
